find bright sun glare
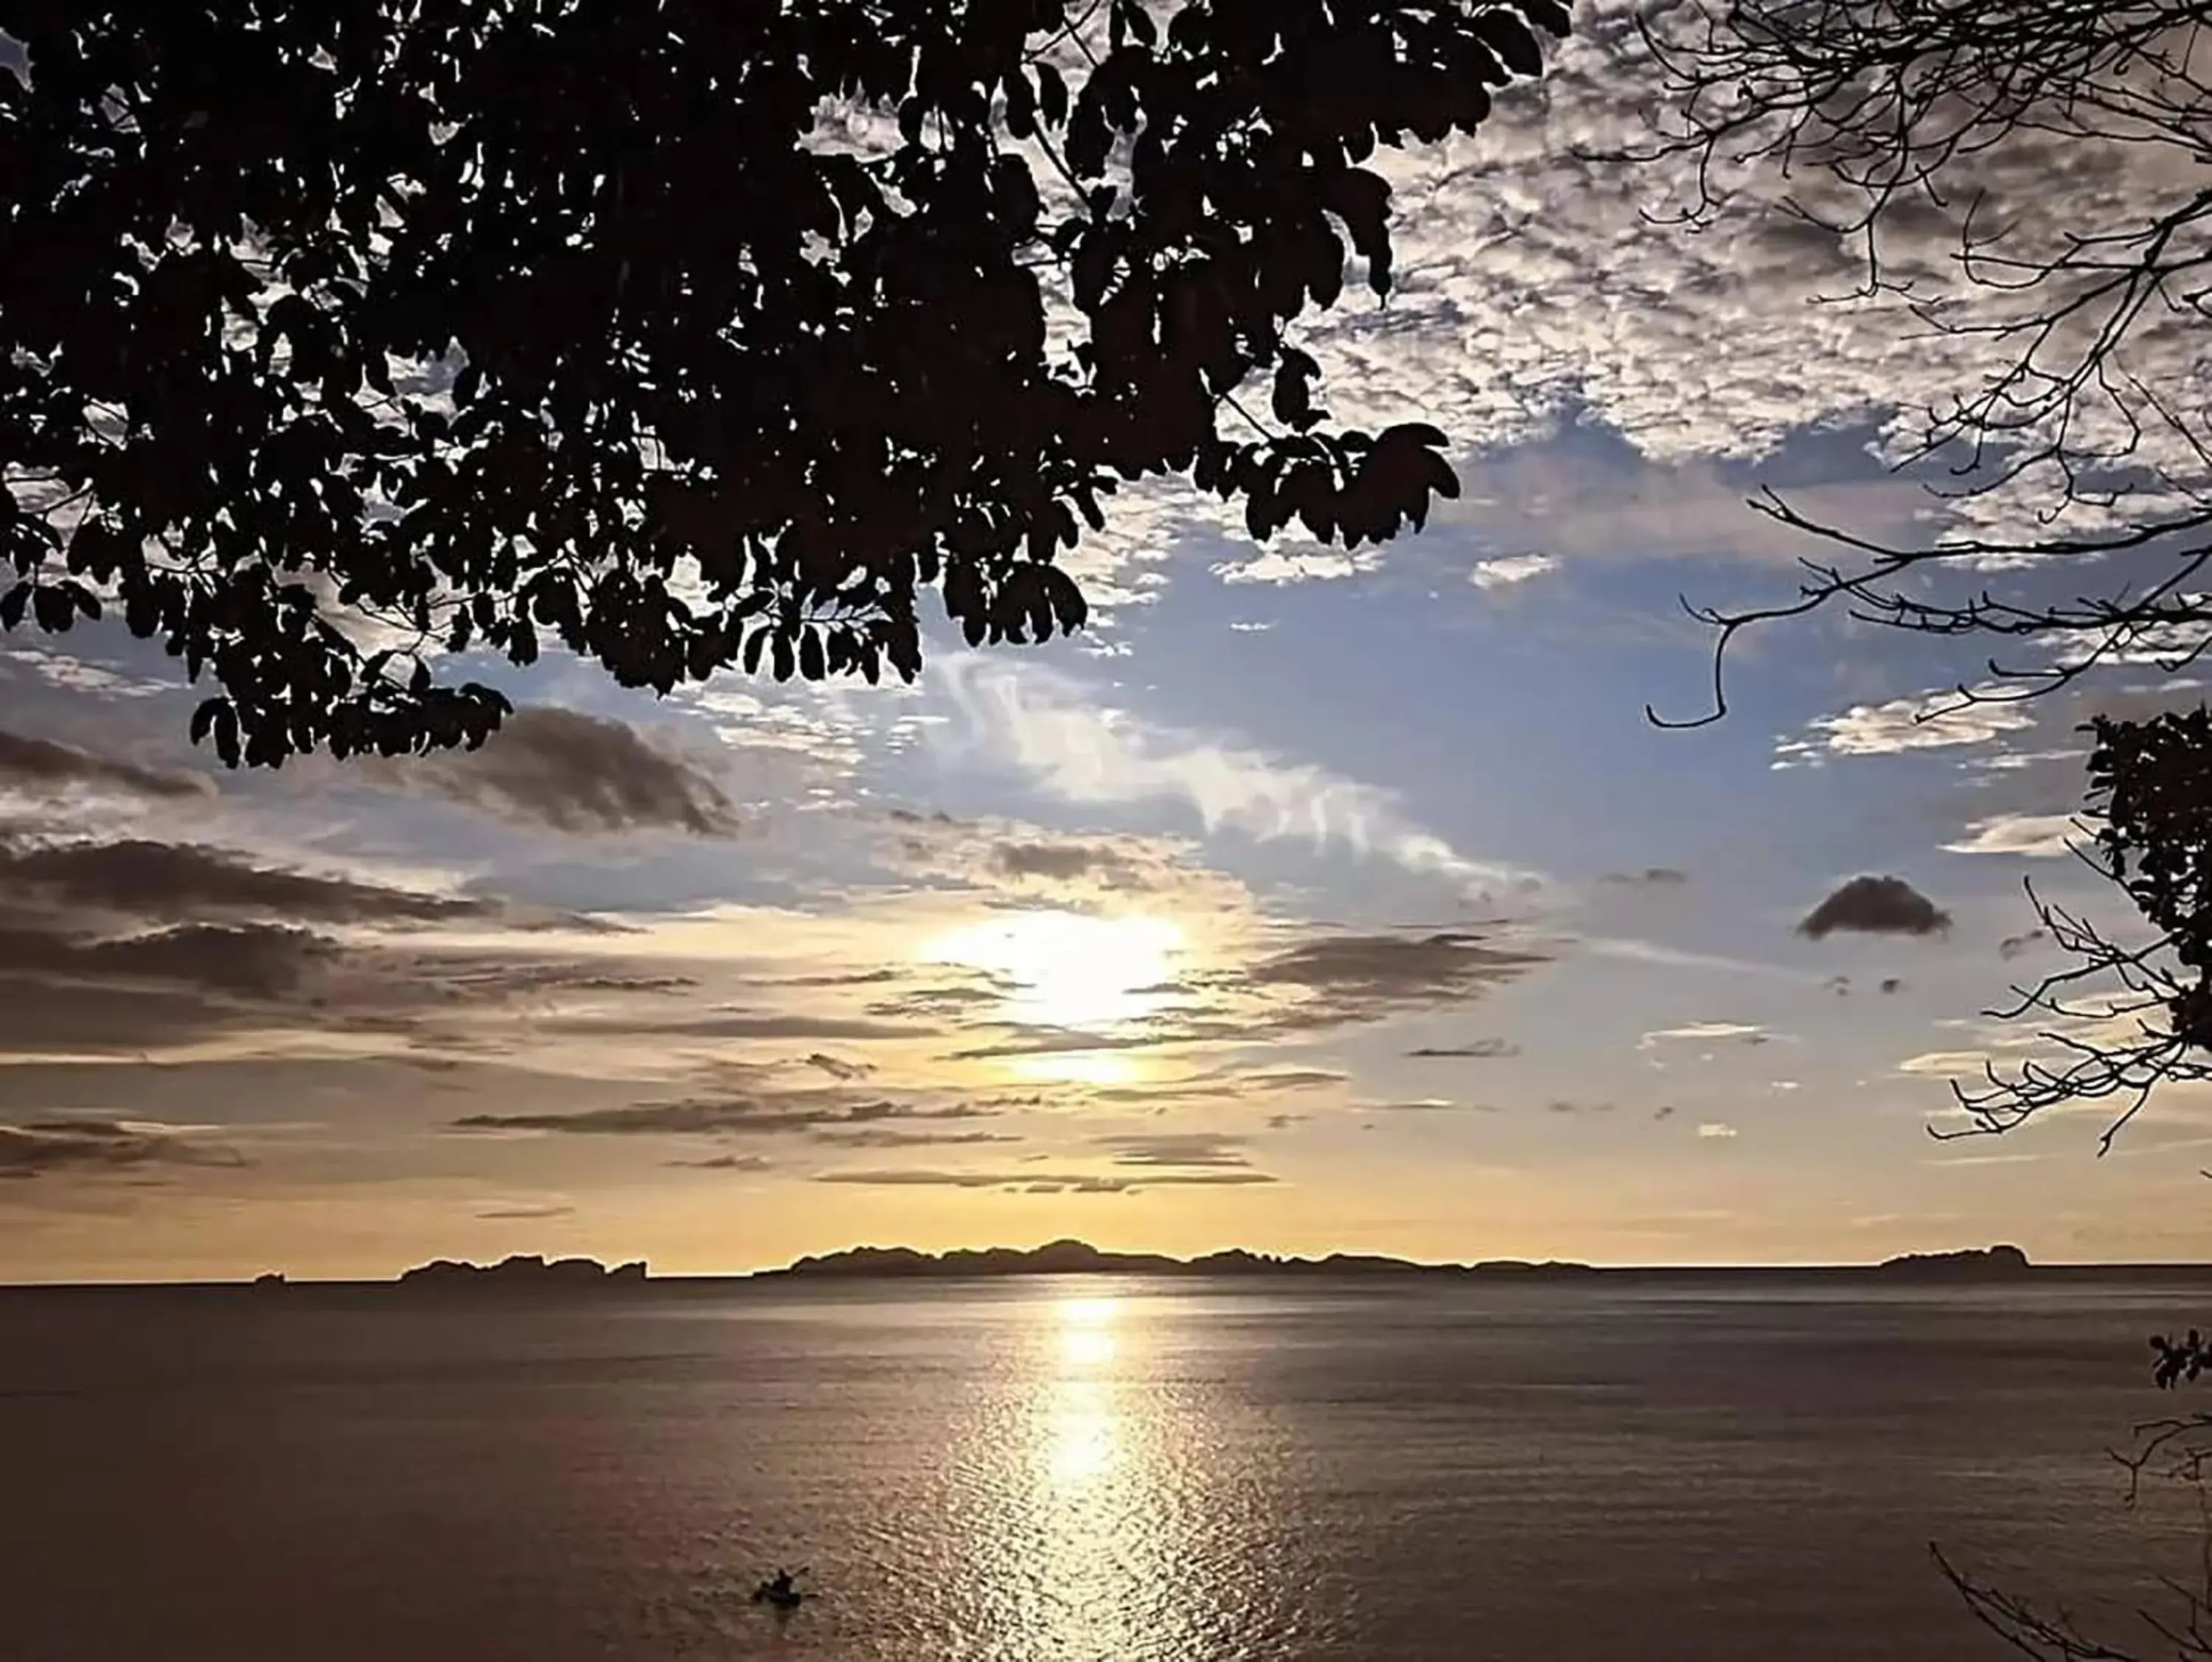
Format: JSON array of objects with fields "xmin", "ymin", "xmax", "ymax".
[{"xmin": 921, "ymin": 911, "xmax": 1185, "ymax": 1077}]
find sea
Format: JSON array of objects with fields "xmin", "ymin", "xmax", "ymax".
[{"xmin": 3, "ymin": 1274, "xmax": 2209, "ymax": 1661}]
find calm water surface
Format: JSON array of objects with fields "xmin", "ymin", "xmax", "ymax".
[{"xmin": 2, "ymin": 1276, "xmax": 2206, "ymax": 1660}]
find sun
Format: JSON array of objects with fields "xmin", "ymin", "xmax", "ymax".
[{"xmin": 920, "ymin": 910, "xmax": 1186, "ymax": 1033}]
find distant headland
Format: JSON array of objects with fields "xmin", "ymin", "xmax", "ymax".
[
  {"xmin": 1872, "ymin": 1245, "xmax": 2034, "ymax": 1281},
  {"xmin": 389, "ymin": 1254, "xmax": 648, "ymax": 1293}
]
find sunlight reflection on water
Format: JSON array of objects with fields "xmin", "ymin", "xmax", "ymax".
[{"xmin": 957, "ymin": 1290, "xmax": 1232, "ymax": 1661}]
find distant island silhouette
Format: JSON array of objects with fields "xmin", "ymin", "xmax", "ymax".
[
  {"xmin": 1871, "ymin": 1245, "xmax": 2034, "ymax": 1282},
  {"xmin": 760, "ymin": 1239, "xmax": 2041, "ymax": 1282},
  {"xmin": 765, "ymin": 1239, "xmax": 1601, "ymax": 1280},
  {"xmin": 392, "ymin": 1254, "xmax": 649, "ymax": 1293}
]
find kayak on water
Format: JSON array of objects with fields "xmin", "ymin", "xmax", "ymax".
[{"xmin": 752, "ymin": 1565, "xmax": 810, "ymax": 1610}]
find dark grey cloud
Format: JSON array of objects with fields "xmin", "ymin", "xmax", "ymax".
[
  {"xmin": 474, "ymin": 1202, "xmax": 575, "ymax": 1221},
  {"xmin": 866, "ymin": 982, "xmax": 1006, "ymax": 1021},
  {"xmin": 1798, "ymin": 876, "xmax": 1953, "ymax": 940},
  {"xmin": 0, "ymin": 839, "xmax": 494, "ymax": 929},
  {"xmin": 810, "ymin": 1128, "xmax": 1021, "ymax": 1150},
  {"xmin": 669, "ymin": 1153, "xmax": 773, "ymax": 1172},
  {"xmin": 1095, "ymin": 1133, "xmax": 1253, "ymax": 1169},
  {"xmin": 453, "ymin": 1094, "xmax": 994, "ymax": 1138},
  {"xmin": 1236, "ymin": 1067, "xmax": 1349, "ymax": 1091},
  {"xmin": 990, "ymin": 839, "xmax": 1149, "ymax": 889},
  {"xmin": 803, "ymin": 1052, "xmax": 872, "ymax": 1082},
  {"xmin": 0, "ymin": 921, "xmax": 335, "ymax": 999},
  {"xmin": 2000, "ymin": 928, "xmax": 2049, "ymax": 962},
  {"xmin": 1601, "ymin": 867, "xmax": 1689, "ymax": 888},
  {"xmin": 0, "ymin": 1118, "xmax": 243, "ymax": 1180},
  {"xmin": 0, "ymin": 730, "xmax": 209, "ymax": 801},
  {"xmin": 543, "ymin": 1012, "xmax": 931, "ymax": 1042},
  {"xmin": 1405, "ymin": 1037, "xmax": 1520, "ymax": 1059},
  {"xmin": 394, "ymin": 707, "xmax": 740, "ymax": 836},
  {"xmin": 812, "ymin": 1167, "xmax": 1277, "ymax": 1192},
  {"xmin": 1242, "ymin": 930, "xmax": 1547, "ymax": 1024},
  {"xmin": 1265, "ymin": 1112, "xmax": 1308, "ymax": 1130}
]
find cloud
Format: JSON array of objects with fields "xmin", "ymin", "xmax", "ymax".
[
  {"xmin": 1774, "ymin": 688, "xmax": 2036, "ymax": 768},
  {"xmin": 1470, "ymin": 553, "xmax": 1561, "ymax": 590},
  {"xmin": 1697, "ymin": 1122, "xmax": 1739, "ymax": 1141},
  {"xmin": 1639, "ymin": 1021, "xmax": 1774, "ymax": 1049},
  {"xmin": 0, "ymin": 920, "xmax": 336, "ymax": 999},
  {"xmin": 811, "ymin": 1166, "xmax": 1276, "ymax": 1192},
  {"xmin": 669, "ymin": 1153, "xmax": 773, "ymax": 1172},
  {"xmin": 1235, "ymin": 1067, "xmax": 1349, "ymax": 1092},
  {"xmin": 810, "ymin": 1128, "xmax": 1020, "ymax": 1150},
  {"xmin": 542, "ymin": 1012, "xmax": 931, "ymax": 1042},
  {"xmin": 1094, "ymin": 1133, "xmax": 1253, "ymax": 1169},
  {"xmin": 0, "ymin": 729, "xmax": 209, "ymax": 802},
  {"xmin": 1798, "ymin": 876, "xmax": 1952, "ymax": 939},
  {"xmin": 1545, "ymin": 1099, "xmax": 1615, "ymax": 1115},
  {"xmin": 474, "ymin": 1201, "xmax": 576, "ymax": 1221},
  {"xmin": 1243, "ymin": 930, "xmax": 1548, "ymax": 1021},
  {"xmin": 2000, "ymin": 928, "xmax": 2049, "ymax": 962},
  {"xmin": 992, "ymin": 839, "xmax": 1147, "ymax": 886},
  {"xmin": 1943, "ymin": 814, "xmax": 2081, "ymax": 858},
  {"xmin": 452, "ymin": 1094, "xmax": 995, "ymax": 1138},
  {"xmin": 936, "ymin": 659, "xmax": 1545, "ymax": 902},
  {"xmin": 802, "ymin": 1052, "xmax": 872, "ymax": 1082},
  {"xmin": 1405, "ymin": 1038, "xmax": 1520, "ymax": 1059},
  {"xmin": 946, "ymin": 1028, "xmax": 1163, "ymax": 1061},
  {"xmin": 0, "ymin": 838, "xmax": 498, "ymax": 929},
  {"xmin": 1211, "ymin": 545, "xmax": 1384, "ymax": 585},
  {"xmin": 392, "ymin": 707, "xmax": 742, "ymax": 835},
  {"xmin": 878, "ymin": 812, "xmax": 1232, "ymax": 908},
  {"xmin": 1601, "ymin": 868, "xmax": 1689, "ymax": 888},
  {"xmin": 1897, "ymin": 1051, "xmax": 1997, "ymax": 1079},
  {"xmin": 0, "ymin": 1117, "xmax": 243, "ymax": 1180}
]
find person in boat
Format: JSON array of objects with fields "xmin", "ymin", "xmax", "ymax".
[{"xmin": 761, "ymin": 1566, "xmax": 802, "ymax": 1603}]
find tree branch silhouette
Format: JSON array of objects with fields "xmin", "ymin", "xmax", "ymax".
[
  {"xmin": 0, "ymin": 0, "xmax": 1567, "ymax": 765},
  {"xmin": 1615, "ymin": 0, "xmax": 2212, "ymax": 1126}
]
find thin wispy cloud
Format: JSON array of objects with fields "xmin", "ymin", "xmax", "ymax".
[{"xmin": 935, "ymin": 658, "xmax": 1545, "ymax": 903}]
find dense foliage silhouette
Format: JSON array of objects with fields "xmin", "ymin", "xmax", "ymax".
[{"xmin": 0, "ymin": 0, "xmax": 1565, "ymax": 765}]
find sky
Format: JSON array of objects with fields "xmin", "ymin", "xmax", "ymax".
[{"xmin": 6, "ymin": 4, "xmax": 2211, "ymax": 1281}]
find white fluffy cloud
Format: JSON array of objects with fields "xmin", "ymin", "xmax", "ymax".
[
  {"xmin": 1470, "ymin": 553, "xmax": 1561, "ymax": 590},
  {"xmin": 1774, "ymin": 686, "xmax": 2036, "ymax": 768},
  {"xmin": 1942, "ymin": 813, "xmax": 2084, "ymax": 858}
]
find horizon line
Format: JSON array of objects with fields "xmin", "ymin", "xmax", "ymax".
[{"xmin": 12, "ymin": 1239, "xmax": 2211, "ymax": 1291}]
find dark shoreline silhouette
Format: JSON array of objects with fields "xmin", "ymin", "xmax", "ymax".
[
  {"xmin": 1871, "ymin": 1245, "xmax": 2034, "ymax": 1282},
  {"xmin": 21, "ymin": 1238, "xmax": 2212, "ymax": 1296}
]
